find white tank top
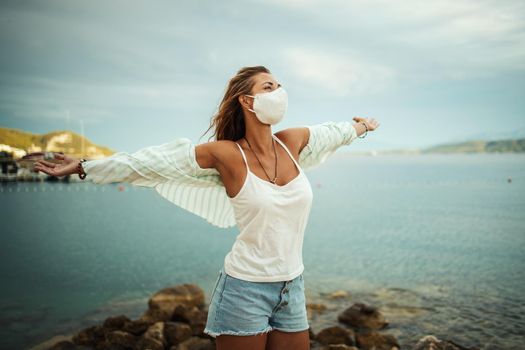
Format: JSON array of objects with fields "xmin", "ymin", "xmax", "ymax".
[{"xmin": 223, "ymin": 134, "xmax": 314, "ymax": 282}]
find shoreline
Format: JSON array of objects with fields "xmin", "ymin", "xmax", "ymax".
[{"xmin": 27, "ymin": 281, "xmax": 484, "ymax": 350}]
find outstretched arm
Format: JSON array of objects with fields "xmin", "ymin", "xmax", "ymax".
[
  {"xmin": 35, "ymin": 139, "xmax": 236, "ymax": 228},
  {"xmin": 294, "ymin": 116, "xmax": 380, "ymax": 170},
  {"xmin": 35, "ymin": 138, "xmax": 215, "ymax": 186}
]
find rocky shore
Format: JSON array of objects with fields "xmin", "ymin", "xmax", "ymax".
[{"xmin": 33, "ymin": 282, "xmax": 481, "ymax": 350}]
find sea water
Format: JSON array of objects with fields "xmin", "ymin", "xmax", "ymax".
[{"xmin": 1, "ymin": 153, "xmax": 524, "ymax": 349}]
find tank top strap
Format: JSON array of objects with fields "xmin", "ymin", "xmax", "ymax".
[
  {"xmin": 272, "ymin": 134, "xmax": 301, "ymax": 170},
  {"xmin": 234, "ymin": 142, "xmax": 250, "ymax": 171}
]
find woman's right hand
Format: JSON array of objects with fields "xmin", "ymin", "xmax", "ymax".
[{"xmin": 34, "ymin": 153, "xmax": 80, "ymax": 177}]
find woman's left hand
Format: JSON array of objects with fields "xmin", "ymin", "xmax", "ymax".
[{"xmin": 353, "ymin": 116, "xmax": 380, "ymax": 131}]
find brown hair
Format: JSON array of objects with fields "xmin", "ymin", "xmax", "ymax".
[{"xmin": 200, "ymin": 65, "xmax": 271, "ymax": 142}]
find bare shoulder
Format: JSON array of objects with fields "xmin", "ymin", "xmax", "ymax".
[
  {"xmin": 274, "ymin": 127, "xmax": 310, "ymax": 155},
  {"xmin": 194, "ymin": 139, "xmax": 239, "ymax": 169}
]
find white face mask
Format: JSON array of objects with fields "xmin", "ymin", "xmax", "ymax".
[{"xmin": 245, "ymin": 86, "xmax": 288, "ymax": 125}]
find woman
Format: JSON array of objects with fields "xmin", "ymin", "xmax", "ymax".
[{"xmin": 35, "ymin": 65, "xmax": 379, "ymax": 350}]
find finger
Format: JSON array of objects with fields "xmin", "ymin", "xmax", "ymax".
[
  {"xmin": 36, "ymin": 166, "xmax": 53, "ymax": 175},
  {"xmin": 38, "ymin": 160, "xmax": 57, "ymax": 167},
  {"xmin": 54, "ymin": 153, "xmax": 65, "ymax": 159},
  {"xmin": 34, "ymin": 164, "xmax": 49, "ymax": 173}
]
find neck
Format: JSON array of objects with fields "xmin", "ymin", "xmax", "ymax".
[{"xmin": 244, "ymin": 124, "xmax": 274, "ymax": 155}]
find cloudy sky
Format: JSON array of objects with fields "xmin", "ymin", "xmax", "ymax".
[{"xmin": 1, "ymin": 0, "xmax": 524, "ymax": 152}]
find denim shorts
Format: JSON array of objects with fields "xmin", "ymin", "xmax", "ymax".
[{"xmin": 203, "ymin": 267, "xmax": 309, "ymax": 337}]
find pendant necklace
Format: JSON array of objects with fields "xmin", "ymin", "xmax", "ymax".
[{"xmin": 244, "ymin": 136, "xmax": 278, "ymax": 184}]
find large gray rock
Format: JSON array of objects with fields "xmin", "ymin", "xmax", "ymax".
[
  {"xmin": 171, "ymin": 304, "xmax": 208, "ymax": 336},
  {"xmin": 122, "ymin": 319, "xmax": 152, "ymax": 335},
  {"xmin": 164, "ymin": 321, "xmax": 193, "ymax": 347},
  {"xmin": 413, "ymin": 335, "xmax": 480, "ymax": 350},
  {"xmin": 105, "ymin": 330, "xmax": 136, "ymax": 348},
  {"xmin": 141, "ymin": 284, "xmax": 206, "ymax": 324},
  {"xmin": 320, "ymin": 346, "xmax": 359, "ymax": 350},
  {"xmin": 338, "ymin": 303, "xmax": 389, "ymax": 330},
  {"xmin": 71, "ymin": 325, "xmax": 106, "ymax": 347},
  {"xmin": 103, "ymin": 315, "xmax": 132, "ymax": 331},
  {"xmin": 134, "ymin": 321, "xmax": 167, "ymax": 350},
  {"xmin": 148, "ymin": 284, "xmax": 205, "ymax": 313},
  {"xmin": 315, "ymin": 326, "xmax": 355, "ymax": 346},
  {"xmin": 355, "ymin": 331, "xmax": 400, "ymax": 350},
  {"xmin": 173, "ymin": 336, "xmax": 214, "ymax": 350},
  {"xmin": 48, "ymin": 341, "xmax": 91, "ymax": 350}
]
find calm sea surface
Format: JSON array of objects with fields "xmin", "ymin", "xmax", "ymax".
[{"xmin": 1, "ymin": 154, "xmax": 524, "ymax": 349}]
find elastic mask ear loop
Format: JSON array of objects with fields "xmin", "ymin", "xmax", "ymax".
[{"xmin": 245, "ymin": 94, "xmax": 255, "ymax": 113}]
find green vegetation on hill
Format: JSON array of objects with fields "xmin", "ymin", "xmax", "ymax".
[
  {"xmin": 0, "ymin": 126, "xmax": 115, "ymax": 159},
  {"xmin": 422, "ymin": 138, "xmax": 525, "ymax": 153}
]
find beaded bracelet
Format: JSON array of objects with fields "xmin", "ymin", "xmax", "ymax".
[
  {"xmin": 357, "ymin": 122, "xmax": 368, "ymax": 139},
  {"xmin": 77, "ymin": 158, "xmax": 87, "ymax": 180}
]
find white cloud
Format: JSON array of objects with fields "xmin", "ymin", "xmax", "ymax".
[
  {"xmin": 384, "ymin": 0, "xmax": 525, "ymax": 71},
  {"xmin": 282, "ymin": 47, "xmax": 398, "ymax": 97},
  {"xmin": 264, "ymin": 0, "xmax": 525, "ymax": 79}
]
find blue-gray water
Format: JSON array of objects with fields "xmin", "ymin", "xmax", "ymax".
[{"xmin": 1, "ymin": 154, "xmax": 524, "ymax": 349}]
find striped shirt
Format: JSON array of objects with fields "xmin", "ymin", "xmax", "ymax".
[{"xmin": 81, "ymin": 120, "xmax": 358, "ymax": 228}]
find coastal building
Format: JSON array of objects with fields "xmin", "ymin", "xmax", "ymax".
[{"xmin": 0, "ymin": 151, "xmax": 18, "ymax": 182}]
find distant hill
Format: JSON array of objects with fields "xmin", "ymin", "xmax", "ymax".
[
  {"xmin": 421, "ymin": 138, "xmax": 525, "ymax": 153},
  {"xmin": 0, "ymin": 127, "xmax": 116, "ymax": 159},
  {"xmin": 346, "ymin": 138, "xmax": 525, "ymax": 155},
  {"xmin": 444, "ymin": 127, "xmax": 525, "ymax": 144}
]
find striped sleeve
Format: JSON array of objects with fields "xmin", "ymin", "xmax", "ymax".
[
  {"xmin": 298, "ymin": 121, "xmax": 358, "ymax": 170},
  {"xmin": 154, "ymin": 142, "xmax": 237, "ymax": 228},
  {"xmin": 81, "ymin": 138, "xmax": 237, "ymax": 228},
  {"xmin": 155, "ymin": 180, "xmax": 236, "ymax": 228},
  {"xmin": 81, "ymin": 138, "xmax": 205, "ymax": 186}
]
